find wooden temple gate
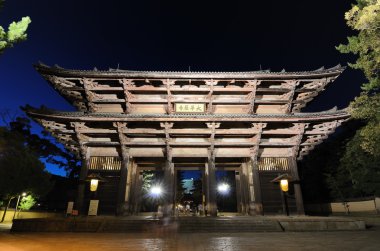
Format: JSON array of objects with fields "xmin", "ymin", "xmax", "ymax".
[
  {"xmin": 79, "ymin": 155, "xmax": 301, "ymax": 216},
  {"xmin": 25, "ymin": 63, "xmax": 350, "ymax": 216}
]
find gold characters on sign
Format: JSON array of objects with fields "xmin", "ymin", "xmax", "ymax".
[{"xmin": 175, "ymin": 103, "xmax": 205, "ymax": 113}]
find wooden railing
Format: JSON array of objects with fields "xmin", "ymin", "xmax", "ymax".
[
  {"xmin": 89, "ymin": 156, "xmax": 121, "ymax": 171},
  {"xmin": 257, "ymin": 157, "xmax": 289, "ymax": 172}
]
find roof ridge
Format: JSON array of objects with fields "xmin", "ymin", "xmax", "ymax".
[{"xmin": 34, "ymin": 63, "xmax": 346, "ymax": 76}]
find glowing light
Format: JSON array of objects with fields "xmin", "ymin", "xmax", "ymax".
[
  {"xmin": 280, "ymin": 179, "xmax": 289, "ymax": 192},
  {"xmin": 150, "ymin": 186, "xmax": 163, "ymax": 197},
  {"xmin": 90, "ymin": 179, "xmax": 99, "ymax": 192},
  {"xmin": 21, "ymin": 192, "xmax": 27, "ymax": 197},
  {"xmin": 217, "ymin": 183, "xmax": 230, "ymax": 194}
]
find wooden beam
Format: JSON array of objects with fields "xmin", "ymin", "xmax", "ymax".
[
  {"xmin": 164, "ymin": 79, "xmax": 175, "ymax": 114},
  {"xmin": 120, "ymin": 79, "xmax": 136, "ymax": 113}
]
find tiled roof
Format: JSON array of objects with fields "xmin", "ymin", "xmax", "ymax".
[{"xmin": 34, "ymin": 63, "xmax": 345, "ymax": 79}]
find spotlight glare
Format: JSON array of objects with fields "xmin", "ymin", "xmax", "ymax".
[
  {"xmin": 150, "ymin": 186, "xmax": 162, "ymax": 197},
  {"xmin": 217, "ymin": 183, "xmax": 230, "ymax": 194}
]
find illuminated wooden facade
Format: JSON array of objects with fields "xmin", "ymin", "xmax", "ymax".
[{"xmin": 25, "ymin": 63, "xmax": 349, "ymax": 216}]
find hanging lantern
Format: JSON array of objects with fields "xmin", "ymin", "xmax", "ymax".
[
  {"xmin": 280, "ymin": 179, "xmax": 289, "ymax": 192},
  {"xmin": 86, "ymin": 173, "xmax": 106, "ymax": 192},
  {"xmin": 90, "ymin": 179, "xmax": 99, "ymax": 192}
]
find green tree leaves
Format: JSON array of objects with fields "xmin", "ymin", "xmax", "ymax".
[
  {"xmin": 0, "ymin": 126, "xmax": 52, "ymax": 200},
  {"xmin": 7, "ymin": 17, "xmax": 31, "ymax": 42},
  {"xmin": 0, "ymin": 0, "xmax": 31, "ymax": 54},
  {"xmin": 331, "ymin": 0, "xmax": 380, "ymax": 197},
  {"xmin": 18, "ymin": 195, "xmax": 36, "ymax": 211},
  {"xmin": 337, "ymin": 1, "xmax": 380, "ymax": 91}
]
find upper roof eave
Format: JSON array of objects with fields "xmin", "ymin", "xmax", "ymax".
[{"xmin": 34, "ymin": 63, "xmax": 346, "ymax": 80}]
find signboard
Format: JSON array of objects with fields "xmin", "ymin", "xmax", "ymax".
[
  {"xmin": 88, "ymin": 200, "xmax": 99, "ymax": 216},
  {"xmin": 175, "ymin": 103, "xmax": 205, "ymax": 113},
  {"xmin": 66, "ymin": 201, "xmax": 74, "ymax": 215}
]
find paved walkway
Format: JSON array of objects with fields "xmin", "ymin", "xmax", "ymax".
[{"xmin": 0, "ymin": 231, "xmax": 380, "ymax": 251}]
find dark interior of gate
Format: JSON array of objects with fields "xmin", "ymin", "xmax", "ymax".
[{"xmin": 84, "ymin": 156, "xmax": 297, "ymax": 215}]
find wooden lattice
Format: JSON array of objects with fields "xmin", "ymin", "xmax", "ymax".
[
  {"xmin": 257, "ymin": 157, "xmax": 289, "ymax": 172},
  {"xmin": 89, "ymin": 156, "xmax": 121, "ymax": 171}
]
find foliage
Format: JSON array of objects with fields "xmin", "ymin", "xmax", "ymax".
[
  {"xmin": 0, "ymin": 0, "xmax": 31, "ymax": 54},
  {"xmin": 0, "ymin": 126, "xmax": 52, "ymax": 201},
  {"xmin": 139, "ymin": 171, "xmax": 158, "ymax": 211},
  {"xmin": 331, "ymin": 0, "xmax": 380, "ymax": 197},
  {"xmin": 190, "ymin": 179, "xmax": 203, "ymax": 205},
  {"xmin": 348, "ymin": 94, "xmax": 380, "ymax": 157},
  {"xmin": 312, "ymin": 0, "xmax": 380, "ymax": 199},
  {"xmin": 339, "ymin": 132, "xmax": 380, "ymax": 196},
  {"xmin": 176, "ymin": 171, "xmax": 185, "ymax": 203},
  {"xmin": 337, "ymin": 0, "xmax": 380, "ymax": 91},
  {"xmin": 299, "ymin": 121, "xmax": 371, "ymax": 201},
  {"xmin": 141, "ymin": 171, "xmax": 155, "ymax": 193},
  {"xmin": 5, "ymin": 115, "xmax": 81, "ymax": 178},
  {"xmin": 0, "ymin": 115, "xmax": 82, "ymax": 205},
  {"xmin": 18, "ymin": 195, "xmax": 36, "ymax": 211}
]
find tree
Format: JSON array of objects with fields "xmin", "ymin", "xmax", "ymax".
[
  {"xmin": 335, "ymin": 0, "xmax": 380, "ymax": 196},
  {"xmin": 0, "ymin": 125, "xmax": 52, "ymax": 222},
  {"xmin": 0, "ymin": 0, "xmax": 31, "ymax": 54},
  {"xmin": 190, "ymin": 179, "xmax": 203, "ymax": 205},
  {"xmin": 0, "ymin": 114, "xmax": 81, "ymax": 221},
  {"xmin": 299, "ymin": 121, "xmax": 370, "ymax": 202},
  {"xmin": 18, "ymin": 195, "xmax": 36, "ymax": 211},
  {"xmin": 6, "ymin": 114, "xmax": 81, "ymax": 178},
  {"xmin": 176, "ymin": 171, "xmax": 186, "ymax": 203}
]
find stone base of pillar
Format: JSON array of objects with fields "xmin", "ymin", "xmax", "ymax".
[
  {"xmin": 249, "ymin": 202, "xmax": 263, "ymax": 216},
  {"xmin": 208, "ymin": 202, "xmax": 218, "ymax": 217},
  {"xmin": 163, "ymin": 204, "xmax": 174, "ymax": 217},
  {"xmin": 116, "ymin": 202, "xmax": 130, "ymax": 216}
]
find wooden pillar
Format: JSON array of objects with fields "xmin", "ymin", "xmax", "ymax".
[
  {"xmin": 251, "ymin": 156, "xmax": 263, "ymax": 215},
  {"xmin": 163, "ymin": 160, "xmax": 175, "ymax": 216},
  {"xmin": 135, "ymin": 170, "xmax": 143, "ymax": 214},
  {"xmin": 161, "ymin": 122, "xmax": 175, "ymax": 217},
  {"xmin": 235, "ymin": 170, "xmax": 242, "ymax": 213},
  {"xmin": 205, "ymin": 160, "xmax": 217, "ymax": 216},
  {"xmin": 124, "ymin": 159, "xmax": 133, "ymax": 214},
  {"xmin": 114, "ymin": 122, "xmax": 131, "ymax": 216},
  {"xmin": 249, "ymin": 123, "xmax": 266, "ymax": 215},
  {"xmin": 205, "ymin": 122, "xmax": 219, "ymax": 217},
  {"xmin": 291, "ymin": 123, "xmax": 307, "ymax": 215},
  {"xmin": 72, "ymin": 122, "xmax": 89, "ymax": 215},
  {"xmin": 174, "ymin": 165, "xmax": 178, "ymax": 209},
  {"xmin": 75, "ymin": 144, "xmax": 89, "ymax": 214},
  {"xmin": 290, "ymin": 157, "xmax": 305, "ymax": 215},
  {"xmin": 240, "ymin": 162, "xmax": 250, "ymax": 215},
  {"xmin": 129, "ymin": 161, "xmax": 139, "ymax": 215},
  {"xmin": 201, "ymin": 168, "xmax": 207, "ymax": 214},
  {"xmin": 246, "ymin": 159, "xmax": 256, "ymax": 215},
  {"xmin": 116, "ymin": 155, "xmax": 130, "ymax": 216}
]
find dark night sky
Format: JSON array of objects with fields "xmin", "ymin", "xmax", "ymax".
[{"xmin": 0, "ymin": 0, "xmax": 364, "ymax": 176}]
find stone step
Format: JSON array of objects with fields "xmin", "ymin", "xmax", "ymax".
[
  {"xmin": 97, "ymin": 218, "xmax": 283, "ymax": 232},
  {"xmin": 12, "ymin": 216, "xmax": 365, "ymax": 232}
]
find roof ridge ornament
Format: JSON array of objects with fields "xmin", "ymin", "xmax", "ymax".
[{"xmin": 314, "ymin": 66, "xmax": 325, "ymax": 71}]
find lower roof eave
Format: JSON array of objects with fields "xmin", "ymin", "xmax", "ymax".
[{"xmin": 24, "ymin": 108, "xmax": 350, "ymax": 123}]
